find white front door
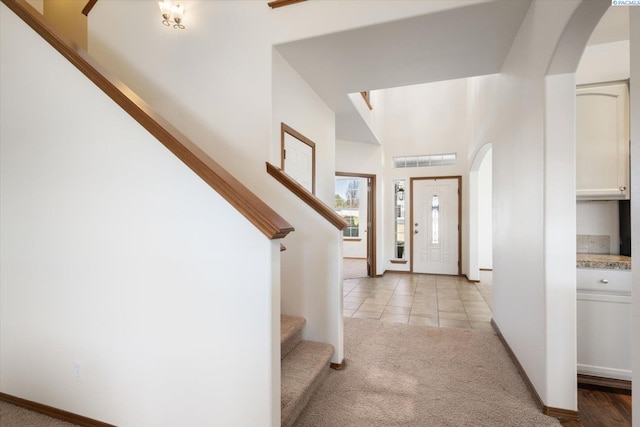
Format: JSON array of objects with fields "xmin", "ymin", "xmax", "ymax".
[{"xmin": 412, "ymin": 178, "xmax": 459, "ymax": 275}]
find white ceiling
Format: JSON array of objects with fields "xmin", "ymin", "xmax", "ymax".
[
  {"xmin": 275, "ymin": 0, "xmax": 532, "ymax": 143},
  {"xmin": 588, "ymin": 6, "xmax": 629, "ymax": 46}
]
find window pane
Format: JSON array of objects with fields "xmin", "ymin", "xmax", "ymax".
[
  {"xmin": 341, "ymin": 213, "xmax": 359, "ymax": 237},
  {"xmin": 335, "ymin": 178, "xmax": 360, "ymax": 238},
  {"xmin": 394, "ymin": 180, "xmax": 405, "ymax": 259},
  {"xmin": 393, "ymin": 153, "xmax": 457, "ymax": 168}
]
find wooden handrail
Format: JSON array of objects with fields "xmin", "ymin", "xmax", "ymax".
[
  {"xmin": 81, "ymin": 0, "xmax": 97, "ymax": 16},
  {"xmin": 266, "ymin": 163, "xmax": 348, "ymax": 231},
  {"xmin": 360, "ymin": 91, "xmax": 373, "ymax": 110},
  {"xmin": 3, "ymin": 0, "xmax": 294, "ymax": 240},
  {"xmin": 268, "ymin": 0, "xmax": 306, "ymax": 9}
]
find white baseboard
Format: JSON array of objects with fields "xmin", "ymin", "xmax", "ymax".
[{"xmin": 577, "ymin": 364, "xmax": 632, "ymax": 381}]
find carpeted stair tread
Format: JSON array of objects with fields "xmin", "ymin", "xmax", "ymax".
[
  {"xmin": 281, "ymin": 340, "xmax": 334, "ymax": 427},
  {"xmin": 281, "ymin": 315, "xmax": 306, "ymax": 360}
]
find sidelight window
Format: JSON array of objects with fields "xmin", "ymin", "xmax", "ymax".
[{"xmin": 394, "ymin": 180, "xmax": 405, "ymax": 259}]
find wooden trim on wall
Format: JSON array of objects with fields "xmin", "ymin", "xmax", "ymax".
[
  {"xmin": 491, "ymin": 321, "xmax": 581, "ymax": 422},
  {"xmin": 360, "ymin": 91, "xmax": 373, "ymax": 110},
  {"xmin": 330, "ymin": 359, "xmax": 345, "ymax": 370},
  {"xmin": 577, "ymin": 374, "xmax": 632, "ymax": 393},
  {"xmin": 0, "ymin": 393, "xmax": 115, "ymax": 427},
  {"xmin": 409, "ymin": 176, "xmax": 462, "ymax": 275},
  {"xmin": 336, "ymin": 172, "xmax": 377, "ymax": 277},
  {"xmin": 268, "ymin": 0, "xmax": 306, "ymax": 8},
  {"xmin": 267, "ymin": 163, "xmax": 347, "ymax": 230},
  {"xmin": 81, "ymin": 0, "xmax": 97, "ymax": 16},
  {"xmin": 3, "ymin": 0, "xmax": 293, "ymax": 241},
  {"xmin": 281, "ymin": 123, "xmax": 316, "ymax": 194}
]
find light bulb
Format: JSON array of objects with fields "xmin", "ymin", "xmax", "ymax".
[
  {"xmin": 158, "ymin": 0, "xmax": 172, "ymax": 15},
  {"xmin": 172, "ymin": 3, "xmax": 184, "ymax": 20}
]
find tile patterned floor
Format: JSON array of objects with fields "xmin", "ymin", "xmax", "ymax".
[{"xmin": 343, "ymin": 262, "xmax": 494, "ymax": 332}]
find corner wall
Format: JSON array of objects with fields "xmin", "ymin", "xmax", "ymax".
[
  {"xmin": 477, "ymin": 149, "xmax": 492, "ymax": 270},
  {"xmin": 271, "ymin": 49, "xmax": 344, "ymax": 363},
  {"xmin": 490, "ymin": 0, "xmax": 585, "ymax": 411},
  {"xmin": 629, "ymin": 7, "xmax": 639, "ymax": 425}
]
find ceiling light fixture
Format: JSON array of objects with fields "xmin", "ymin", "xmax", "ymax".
[{"xmin": 158, "ymin": 0, "xmax": 185, "ymax": 29}]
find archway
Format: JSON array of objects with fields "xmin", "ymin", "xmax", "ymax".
[
  {"xmin": 468, "ymin": 143, "xmax": 492, "ymax": 282},
  {"xmin": 542, "ymin": 0, "xmax": 638, "ymax": 416}
]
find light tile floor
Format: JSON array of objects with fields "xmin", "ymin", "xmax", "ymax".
[{"xmin": 343, "ymin": 261, "xmax": 494, "ymax": 332}]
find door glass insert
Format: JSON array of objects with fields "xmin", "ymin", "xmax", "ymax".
[
  {"xmin": 432, "ymin": 195, "xmax": 440, "ymax": 245},
  {"xmin": 394, "ymin": 180, "xmax": 405, "ymax": 259}
]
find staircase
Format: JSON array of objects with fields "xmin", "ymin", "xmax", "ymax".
[{"xmin": 280, "ymin": 315, "xmax": 334, "ymax": 427}]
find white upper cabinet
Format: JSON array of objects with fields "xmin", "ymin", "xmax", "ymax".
[{"xmin": 576, "ymin": 82, "xmax": 630, "ymax": 200}]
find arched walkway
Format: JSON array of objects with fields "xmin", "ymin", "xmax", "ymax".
[{"xmin": 468, "ymin": 143, "xmax": 492, "ymax": 282}]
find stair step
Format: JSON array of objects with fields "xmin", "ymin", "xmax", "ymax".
[
  {"xmin": 281, "ymin": 340, "xmax": 334, "ymax": 427},
  {"xmin": 281, "ymin": 315, "xmax": 306, "ymax": 360}
]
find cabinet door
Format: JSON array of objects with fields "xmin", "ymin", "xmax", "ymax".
[
  {"xmin": 577, "ymin": 293, "xmax": 632, "ymax": 380},
  {"xmin": 576, "ymin": 83, "xmax": 629, "ymax": 200}
]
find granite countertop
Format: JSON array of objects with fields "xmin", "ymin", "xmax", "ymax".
[{"xmin": 577, "ymin": 254, "xmax": 632, "ymax": 270}]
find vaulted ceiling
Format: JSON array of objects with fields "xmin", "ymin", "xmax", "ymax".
[{"xmin": 275, "ymin": 0, "xmax": 532, "ymax": 143}]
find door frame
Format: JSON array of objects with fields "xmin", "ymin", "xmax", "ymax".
[
  {"xmin": 410, "ymin": 176, "xmax": 462, "ymax": 275},
  {"xmin": 336, "ymin": 172, "xmax": 377, "ymax": 277}
]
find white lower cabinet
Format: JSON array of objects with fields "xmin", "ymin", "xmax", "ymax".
[{"xmin": 576, "ymin": 268, "xmax": 632, "ymax": 380}]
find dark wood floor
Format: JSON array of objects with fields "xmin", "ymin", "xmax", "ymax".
[{"xmin": 561, "ymin": 387, "xmax": 631, "ymax": 427}]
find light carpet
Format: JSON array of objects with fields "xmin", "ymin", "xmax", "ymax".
[
  {"xmin": 0, "ymin": 402, "xmax": 79, "ymax": 427},
  {"xmin": 294, "ymin": 317, "xmax": 561, "ymax": 426}
]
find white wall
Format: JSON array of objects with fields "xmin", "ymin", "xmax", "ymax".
[
  {"xmin": 489, "ymin": 0, "xmax": 589, "ymax": 411},
  {"xmin": 576, "ymin": 201, "xmax": 620, "ymax": 254},
  {"xmin": 271, "ymin": 50, "xmax": 344, "ymax": 362},
  {"xmin": 628, "ymin": 7, "xmax": 639, "ymax": 425},
  {"xmin": 576, "ymin": 40, "xmax": 630, "ymax": 85},
  {"xmin": 379, "ymin": 78, "xmax": 472, "ymax": 274},
  {"xmin": 477, "ymin": 149, "xmax": 492, "ymax": 269},
  {"xmin": 272, "ymin": 50, "xmax": 336, "ymax": 204},
  {"xmin": 466, "ymin": 75, "xmax": 499, "ymax": 281},
  {"xmin": 0, "ymin": 4, "xmax": 280, "ymax": 425}
]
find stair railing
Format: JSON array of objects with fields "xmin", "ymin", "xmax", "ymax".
[
  {"xmin": 266, "ymin": 163, "xmax": 347, "ymax": 230},
  {"xmin": 3, "ymin": 0, "xmax": 294, "ymax": 240}
]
